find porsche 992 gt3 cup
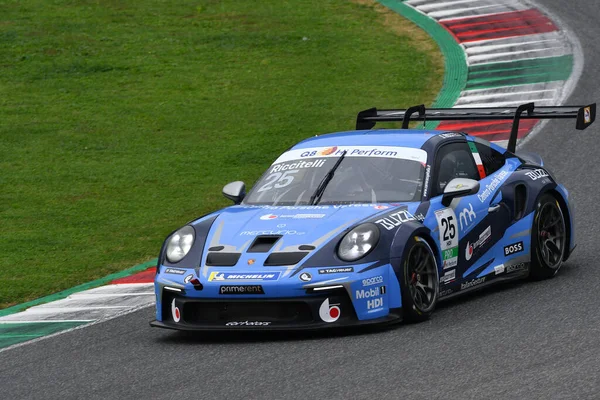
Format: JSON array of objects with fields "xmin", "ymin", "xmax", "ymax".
[{"xmin": 151, "ymin": 102, "xmax": 595, "ymax": 331}]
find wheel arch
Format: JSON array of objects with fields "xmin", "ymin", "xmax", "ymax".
[
  {"xmin": 536, "ymin": 188, "xmax": 573, "ymax": 262},
  {"xmin": 551, "ymin": 189, "xmax": 573, "ymax": 261},
  {"xmin": 390, "ymin": 224, "xmax": 441, "ymax": 270}
]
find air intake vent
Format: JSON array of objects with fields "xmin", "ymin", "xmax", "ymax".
[
  {"xmin": 247, "ymin": 235, "xmax": 281, "ymax": 253},
  {"xmin": 206, "ymin": 252, "xmax": 241, "ymax": 266},
  {"xmin": 264, "ymin": 252, "xmax": 309, "ymax": 266}
]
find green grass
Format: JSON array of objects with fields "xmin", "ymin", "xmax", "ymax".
[{"xmin": 0, "ymin": 0, "xmax": 443, "ymax": 308}]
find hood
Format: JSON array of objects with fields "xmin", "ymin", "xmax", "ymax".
[
  {"xmin": 203, "ymin": 203, "xmax": 412, "ymax": 253},
  {"xmin": 180, "ymin": 202, "xmax": 423, "ymax": 295}
]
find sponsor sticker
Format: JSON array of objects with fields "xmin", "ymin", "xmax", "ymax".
[
  {"xmin": 268, "ymin": 159, "xmax": 326, "ymax": 174},
  {"xmin": 260, "ymin": 213, "xmax": 326, "ymax": 220},
  {"xmin": 299, "ymin": 272, "xmax": 312, "ymax": 282},
  {"xmin": 458, "ymin": 203, "xmax": 476, "ymax": 231},
  {"xmin": 219, "ymin": 285, "xmax": 264, "ymax": 295},
  {"xmin": 225, "ymin": 321, "xmax": 272, "ymax": 326},
  {"xmin": 362, "ymin": 276, "xmax": 384, "ymax": 287},
  {"xmin": 423, "ymin": 165, "xmax": 431, "ymax": 198},
  {"xmin": 506, "ymin": 262, "xmax": 527, "ymax": 274},
  {"xmin": 240, "ymin": 230, "xmax": 305, "ymax": 236},
  {"xmin": 208, "ymin": 272, "xmax": 281, "ymax": 282},
  {"xmin": 494, "ymin": 264, "xmax": 505, "ymax": 275},
  {"xmin": 435, "ymin": 208, "xmax": 459, "ymax": 268},
  {"xmin": 183, "ymin": 274, "xmax": 194, "ymax": 284},
  {"xmin": 318, "ymin": 267, "xmax": 354, "ymax": 274},
  {"xmin": 375, "ymin": 209, "xmax": 415, "ymax": 230},
  {"xmin": 319, "ymin": 298, "xmax": 341, "ymax": 323},
  {"xmin": 438, "ymin": 132, "xmax": 462, "ymax": 139},
  {"xmin": 465, "ymin": 226, "xmax": 492, "ymax": 261},
  {"xmin": 366, "ymin": 297, "xmax": 384, "ymax": 312},
  {"xmin": 478, "ymin": 169, "xmax": 509, "ymax": 202},
  {"xmin": 273, "ymin": 146, "xmax": 428, "ymax": 164},
  {"xmin": 504, "ymin": 241, "xmax": 524, "ymax": 256},
  {"xmin": 525, "ymin": 169, "xmax": 549, "ymax": 181},
  {"xmin": 355, "ymin": 286, "xmax": 386, "ymax": 312},
  {"xmin": 460, "ymin": 277, "xmax": 486, "ymax": 290},
  {"xmin": 171, "ymin": 299, "xmax": 181, "ymax": 323},
  {"xmin": 355, "ymin": 286, "xmax": 386, "ymax": 299},
  {"xmin": 440, "ymin": 269, "xmax": 456, "ymax": 283},
  {"xmin": 165, "ymin": 268, "xmax": 186, "ymax": 275},
  {"xmin": 442, "ymin": 247, "xmax": 458, "ymax": 269}
]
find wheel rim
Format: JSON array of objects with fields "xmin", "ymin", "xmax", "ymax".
[
  {"xmin": 537, "ymin": 201, "xmax": 566, "ymax": 269},
  {"xmin": 406, "ymin": 242, "xmax": 438, "ymax": 313}
]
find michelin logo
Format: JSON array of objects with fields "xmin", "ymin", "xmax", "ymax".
[{"xmin": 208, "ymin": 272, "xmax": 280, "ymax": 281}]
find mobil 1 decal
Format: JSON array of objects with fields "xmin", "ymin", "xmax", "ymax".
[{"xmin": 435, "ymin": 208, "xmax": 458, "ymax": 269}]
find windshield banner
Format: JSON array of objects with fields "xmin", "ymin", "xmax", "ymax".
[{"xmin": 273, "ymin": 146, "xmax": 427, "ymax": 165}]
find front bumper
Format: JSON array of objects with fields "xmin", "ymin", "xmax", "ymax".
[{"xmin": 150, "ymin": 290, "xmax": 402, "ymax": 331}]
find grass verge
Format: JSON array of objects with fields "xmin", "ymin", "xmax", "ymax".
[{"xmin": 0, "ymin": 0, "xmax": 443, "ymax": 308}]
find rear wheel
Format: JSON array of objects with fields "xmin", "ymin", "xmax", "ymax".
[
  {"xmin": 530, "ymin": 193, "xmax": 567, "ymax": 280},
  {"xmin": 400, "ymin": 237, "xmax": 439, "ymax": 322}
]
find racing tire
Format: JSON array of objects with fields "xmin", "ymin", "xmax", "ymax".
[
  {"xmin": 529, "ymin": 193, "xmax": 567, "ymax": 280},
  {"xmin": 400, "ymin": 236, "xmax": 439, "ymax": 323}
]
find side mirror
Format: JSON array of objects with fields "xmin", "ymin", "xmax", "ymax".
[
  {"xmin": 222, "ymin": 181, "xmax": 246, "ymax": 204},
  {"xmin": 441, "ymin": 178, "xmax": 479, "ymax": 207}
]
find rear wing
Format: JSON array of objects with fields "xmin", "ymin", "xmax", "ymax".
[{"xmin": 355, "ymin": 103, "xmax": 596, "ymax": 153}]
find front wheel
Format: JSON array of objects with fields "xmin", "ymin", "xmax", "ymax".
[
  {"xmin": 400, "ymin": 236, "xmax": 439, "ymax": 322},
  {"xmin": 530, "ymin": 193, "xmax": 567, "ymax": 280}
]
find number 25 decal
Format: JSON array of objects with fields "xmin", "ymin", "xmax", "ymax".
[
  {"xmin": 441, "ymin": 216, "xmax": 456, "ymax": 241},
  {"xmin": 257, "ymin": 170, "xmax": 299, "ymax": 192}
]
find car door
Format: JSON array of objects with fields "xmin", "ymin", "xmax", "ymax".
[{"xmin": 429, "ymin": 141, "xmax": 498, "ymax": 290}]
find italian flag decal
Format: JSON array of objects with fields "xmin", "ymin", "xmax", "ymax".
[{"xmin": 468, "ymin": 141, "xmax": 486, "ymax": 179}]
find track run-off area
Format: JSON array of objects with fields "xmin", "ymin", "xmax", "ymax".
[{"xmin": 2, "ymin": 0, "xmax": 599, "ymax": 399}]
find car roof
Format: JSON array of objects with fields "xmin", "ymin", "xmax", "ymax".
[{"xmin": 290, "ymin": 129, "xmax": 448, "ymax": 150}]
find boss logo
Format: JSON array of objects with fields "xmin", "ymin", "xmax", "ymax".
[{"xmin": 504, "ymin": 241, "xmax": 524, "ymax": 256}]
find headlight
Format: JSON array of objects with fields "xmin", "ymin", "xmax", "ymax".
[
  {"xmin": 337, "ymin": 223, "xmax": 380, "ymax": 262},
  {"xmin": 166, "ymin": 226, "xmax": 195, "ymax": 263}
]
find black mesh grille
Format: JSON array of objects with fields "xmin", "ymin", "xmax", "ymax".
[{"xmin": 182, "ymin": 301, "xmax": 313, "ymax": 324}]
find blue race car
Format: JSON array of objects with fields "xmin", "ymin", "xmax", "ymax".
[{"xmin": 150, "ymin": 102, "xmax": 595, "ymax": 330}]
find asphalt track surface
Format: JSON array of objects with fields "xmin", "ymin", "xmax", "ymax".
[{"xmin": 2, "ymin": 1, "xmax": 600, "ymax": 399}]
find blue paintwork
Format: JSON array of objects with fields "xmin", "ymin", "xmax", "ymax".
[{"xmin": 153, "ymin": 130, "xmax": 576, "ymax": 327}]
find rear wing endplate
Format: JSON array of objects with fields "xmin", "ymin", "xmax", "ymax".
[{"xmin": 355, "ymin": 103, "xmax": 596, "ymax": 153}]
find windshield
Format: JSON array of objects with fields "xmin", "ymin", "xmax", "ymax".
[{"xmin": 244, "ymin": 145, "xmax": 427, "ymax": 206}]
